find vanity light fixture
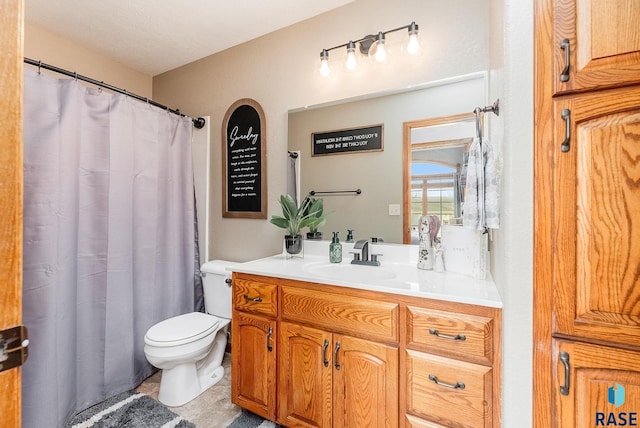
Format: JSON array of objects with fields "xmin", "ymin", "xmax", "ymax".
[{"xmin": 318, "ymin": 21, "xmax": 420, "ymax": 76}]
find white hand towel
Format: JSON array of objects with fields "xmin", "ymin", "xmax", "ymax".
[{"xmin": 463, "ymin": 137, "xmax": 500, "ymax": 230}]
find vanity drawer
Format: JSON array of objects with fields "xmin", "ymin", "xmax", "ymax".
[
  {"xmin": 281, "ymin": 285, "xmax": 398, "ymax": 342},
  {"xmin": 406, "ymin": 350, "xmax": 492, "ymax": 428},
  {"xmin": 406, "ymin": 306, "xmax": 493, "ymax": 365},
  {"xmin": 405, "ymin": 414, "xmax": 449, "ymax": 428},
  {"xmin": 233, "ymin": 277, "xmax": 277, "ymax": 317}
]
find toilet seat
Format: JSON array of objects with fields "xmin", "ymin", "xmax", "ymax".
[{"xmin": 145, "ymin": 312, "xmax": 219, "ymax": 347}]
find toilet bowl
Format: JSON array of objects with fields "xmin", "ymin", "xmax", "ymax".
[{"xmin": 143, "ymin": 260, "xmax": 234, "ymax": 407}]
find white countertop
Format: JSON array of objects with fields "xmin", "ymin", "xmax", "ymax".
[{"xmin": 228, "ymin": 240, "xmax": 502, "ymax": 308}]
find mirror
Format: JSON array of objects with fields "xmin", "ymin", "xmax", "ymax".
[
  {"xmin": 288, "ymin": 73, "xmax": 486, "ymax": 244},
  {"xmin": 402, "ymin": 113, "xmax": 476, "ymax": 244}
]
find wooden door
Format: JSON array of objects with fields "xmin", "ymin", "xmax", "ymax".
[
  {"xmin": 0, "ymin": 0, "xmax": 24, "ymax": 427},
  {"xmin": 552, "ymin": 86, "xmax": 640, "ymax": 345},
  {"xmin": 231, "ymin": 312, "xmax": 277, "ymax": 420},
  {"xmin": 333, "ymin": 334, "xmax": 398, "ymax": 428},
  {"xmin": 553, "ymin": 0, "xmax": 640, "ymax": 95},
  {"xmin": 278, "ymin": 322, "xmax": 332, "ymax": 428},
  {"xmin": 553, "ymin": 340, "xmax": 640, "ymax": 427}
]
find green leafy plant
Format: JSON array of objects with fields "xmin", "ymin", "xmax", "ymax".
[
  {"xmin": 270, "ymin": 194, "xmax": 321, "ymax": 236},
  {"xmin": 305, "ymin": 197, "xmax": 331, "ymax": 235}
]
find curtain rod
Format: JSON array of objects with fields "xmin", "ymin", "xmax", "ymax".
[{"xmin": 24, "ymin": 57, "xmax": 206, "ymax": 129}]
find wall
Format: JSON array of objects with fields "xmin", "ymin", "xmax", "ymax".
[
  {"xmin": 24, "ymin": 22, "xmax": 152, "ymax": 98},
  {"xmin": 489, "ymin": 0, "xmax": 534, "ymax": 426},
  {"xmin": 153, "ymin": 0, "xmax": 491, "ymax": 262}
]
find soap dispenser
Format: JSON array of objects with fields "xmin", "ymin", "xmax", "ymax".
[
  {"xmin": 346, "ymin": 229, "xmax": 354, "ymax": 243},
  {"xmin": 330, "ymin": 232, "xmax": 342, "ymax": 263}
]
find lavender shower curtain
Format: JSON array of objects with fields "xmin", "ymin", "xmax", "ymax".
[{"xmin": 22, "ymin": 68, "xmax": 196, "ymax": 427}]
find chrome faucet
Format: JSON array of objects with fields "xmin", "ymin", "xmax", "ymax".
[{"xmin": 350, "ymin": 239, "xmax": 381, "ymax": 266}]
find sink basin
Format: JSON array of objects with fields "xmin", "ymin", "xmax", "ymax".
[{"xmin": 304, "ymin": 262, "xmax": 397, "ymax": 283}]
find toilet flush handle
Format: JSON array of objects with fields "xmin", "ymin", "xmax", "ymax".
[{"xmin": 225, "ymin": 278, "xmax": 232, "ymax": 287}]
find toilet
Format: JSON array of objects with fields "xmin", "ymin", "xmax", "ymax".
[{"xmin": 143, "ymin": 260, "xmax": 235, "ymax": 407}]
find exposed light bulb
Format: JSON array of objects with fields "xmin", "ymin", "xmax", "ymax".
[
  {"xmin": 407, "ymin": 22, "xmax": 420, "ymax": 54},
  {"xmin": 319, "ymin": 49, "xmax": 330, "ymax": 77},
  {"xmin": 374, "ymin": 32, "xmax": 386, "ymax": 62},
  {"xmin": 346, "ymin": 41, "xmax": 357, "ymax": 70},
  {"xmin": 374, "ymin": 43, "xmax": 387, "ymax": 62}
]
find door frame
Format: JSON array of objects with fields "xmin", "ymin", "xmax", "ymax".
[{"xmin": 0, "ymin": 0, "xmax": 24, "ymax": 426}]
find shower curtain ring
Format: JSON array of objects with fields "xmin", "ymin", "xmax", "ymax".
[
  {"xmin": 37, "ymin": 60, "xmax": 42, "ymax": 75},
  {"xmin": 74, "ymin": 72, "xmax": 78, "ymax": 81},
  {"xmin": 98, "ymin": 81, "xmax": 104, "ymax": 92}
]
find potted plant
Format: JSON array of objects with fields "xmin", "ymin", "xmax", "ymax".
[
  {"xmin": 270, "ymin": 194, "xmax": 320, "ymax": 255},
  {"xmin": 305, "ymin": 197, "xmax": 330, "ymax": 240}
]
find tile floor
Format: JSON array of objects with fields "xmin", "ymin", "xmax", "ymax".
[{"xmin": 136, "ymin": 353, "xmax": 243, "ymax": 427}]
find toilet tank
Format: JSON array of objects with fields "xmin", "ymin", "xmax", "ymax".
[{"xmin": 200, "ymin": 260, "xmax": 235, "ymax": 319}]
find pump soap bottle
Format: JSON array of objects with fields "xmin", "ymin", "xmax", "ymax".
[{"xmin": 330, "ymin": 232, "xmax": 342, "ymax": 263}]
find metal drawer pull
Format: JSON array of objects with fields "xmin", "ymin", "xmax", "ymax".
[
  {"xmin": 429, "ymin": 329, "xmax": 466, "ymax": 341},
  {"xmin": 560, "ymin": 38, "xmax": 570, "ymax": 82},
  {"xmin": 428, "ymin": 374, "xmax": 465, "ymax": 390},
  {"xmin": 559, "ymin": 351, "xmax": 570, "ymax": 396},
  {"xmin": 243, "ymin": 294, "xmax": 263, "ymax": 303},
  {"xmin": 334, "ymin": 341, "xmax": 341, "ymax": 370},
  {"xmin": 561, "ymin": 108, "xmax": 571, "ymax": 153},
  {"xmin": 322, "ymin": 339, "xmax": 330, "ymax": 367},
  {"xmin": 266, "ymin": 327, "xmax": 273, "ymax": 352}
]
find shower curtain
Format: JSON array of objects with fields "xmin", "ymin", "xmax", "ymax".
[{"xmin": 22, "ymin": 68, "xmax": 197, "ymax": 428}]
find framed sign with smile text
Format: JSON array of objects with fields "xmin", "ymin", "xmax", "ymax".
[{"xmin": 222, "ymin": 98, "xmax": 267, "ymax": 218}]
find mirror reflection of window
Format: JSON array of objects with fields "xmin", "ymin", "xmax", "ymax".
[
  {"xmin": 403, "ymin": 112, "xmax": 476, "ymax": 244},
  {"xmin": 410, "ymin": 149, "xmax": 467, "ymax": 244}
]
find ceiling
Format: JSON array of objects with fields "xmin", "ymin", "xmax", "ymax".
[{"xmin": 25, "ymin": 0, "xmax": 354, "ymax": 76}]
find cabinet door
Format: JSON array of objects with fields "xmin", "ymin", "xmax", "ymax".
[
  {"xmin": 333, "ymin": 334, "xmax": 399, "ymax": 428},
  {"xmin": 278, "ymin": 322, "xmax": 333, "ymax": 428},
  {"xmin": 231, "ymin": 311, "xmax": 277, "ymax": 420},
  {"xmin": 553, "ymin": 87, "xmax": 640, "ymax": 345},
  {"xmin": 553, "ymin": 0, "xmax": 640, "ymax": 94},
  {"xmin": 553, "ymin": 340, "xmax": 640, "ymax": 427}
]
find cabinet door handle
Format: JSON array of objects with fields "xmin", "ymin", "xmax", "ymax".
[
  {"xmin": 266, "ymin": 327, "xmax": 273, "ymax": 352},
  {"xmin": 428, "ymin": 374, "xmax": 465, "ymax": 390},
  {"xmin": 429, "ymin": 329, "xmax": 466, "ymax": 341},
  {"xmin": 559, "ymin": 351, "xmax": 570, "ymax": 396},
  {"xmin": 243, "ymin": 294, "xmax": 263, "ymax": 303},
  {"xmin": 322, "ymin": 339, "xmax": 330, "ymax": 367},
  {"xmin": 561, "ymin": 108, "xmax": 571, "ymax": 153},
  {"xmin": 560, "ymin": 38, "xmax": 570, "ymax": 82},
  {"xmin": 333, "ymin": 341, "xmax": 341, "ymax": 370}
]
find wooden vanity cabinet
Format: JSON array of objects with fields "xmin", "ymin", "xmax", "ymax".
[{"xmin": 231, "ymin": 272, "xmax": 501, "ymax": 427}]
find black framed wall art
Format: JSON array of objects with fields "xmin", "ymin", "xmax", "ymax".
[{"xmin": 221, "ymin": 98, "xmax": 267, "ymax": 219}]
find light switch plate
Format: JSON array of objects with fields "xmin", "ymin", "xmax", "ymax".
[{"xmin": 388, "ymin": 204, "xmax": 400, "ymax": 216}]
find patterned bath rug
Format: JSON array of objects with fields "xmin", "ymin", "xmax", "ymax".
[
  {"xmin": 226, "ymin": 410, "xmax": 282, "ymax": 428},
  {"xmin": 67, "ymin": 390, "xmax": 195, "ymax": 428}
]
